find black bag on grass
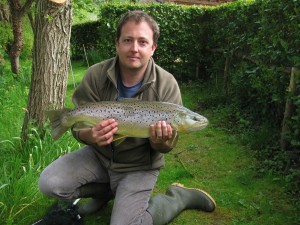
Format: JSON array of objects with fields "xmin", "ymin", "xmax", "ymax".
[{"xmin": 32, "ymin": 200, "xmax": 84, "ymax": 225}]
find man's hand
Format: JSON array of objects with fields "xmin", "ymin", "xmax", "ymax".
[
  {"xmin": 79, "ymin": 118, "xmax": 118, "ymax": 146},
  {"xmin": 149, "ymin": 121, "xmax": 175, "ymax": 152}
]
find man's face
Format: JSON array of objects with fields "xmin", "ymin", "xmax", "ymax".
[{"xmin": 116, "ymin": 20, "xmax": 157, "ymax": 73}]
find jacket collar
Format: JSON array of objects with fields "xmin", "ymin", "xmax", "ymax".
[{"xmin": 107, "ymin": 56, "xmax": 119, "ymax": 89}]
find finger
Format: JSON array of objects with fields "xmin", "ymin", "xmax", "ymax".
[
  {"xmin": 92, "ymin": 119, "xmax": 118, "ymax": 144},
  {"xmin": 97, "ymin": 136, "xmax": 113, "ymax": 146},
  {"xmin": 93, "ymin": 118, "xmax": 117, "ymax": 133},
  {"xmin": 149, "ymin": 124, "xmax": 156, "ymax": 139},
  {"xmin": 97, "ymin": 118, "xmax": 116, "ymax": 130},
  {"xmin": 97, "ymin": 127, "xmax": 118, "ymax": 146},
  {"xmin": 166, "ymin": 124, "xmax": 173, "ymax": 139},
  {"xmin": 98, "ymin": 121, "xmax": 118, "ymax": 136},
  {"xmin": 93, "ymin": 119, "xmax": 116, "ymax": 134},
  {"xmin": 160, "ymin": 121, "xmax": 168, "ymax": 139},
  {"xmin": 155, "ymin": 121, "xmax": 163, "ymax": 139},
  {"xmin": 150, "ymin": 123, "xmax": 162, "ymax": 143}
]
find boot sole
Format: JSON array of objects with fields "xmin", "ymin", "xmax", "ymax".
[{"xmin": 171, "ymin": 183, "xmax": 217, "ymax": 208}]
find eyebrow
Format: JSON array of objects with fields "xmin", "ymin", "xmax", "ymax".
[{"xmin": 122, "ymin": 36, "xmax": 149, "ymax": 40}]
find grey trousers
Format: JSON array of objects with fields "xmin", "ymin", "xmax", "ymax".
[{"xmin": 39, "ymin": 145, "xmax": 158, "ymax": 225}]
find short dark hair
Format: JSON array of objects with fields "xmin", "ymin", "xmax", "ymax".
[{"xmin": 116, "ymin": 10, "xmax": 160, "ymax": 44}]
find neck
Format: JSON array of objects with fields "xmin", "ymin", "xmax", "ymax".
[
  {"xmin": 119, "ymin": 66, "xmax": 147, "ymax": 87},
  {"xmin": 120, "ymin": 71, "xmax": 144, "ymax": 87}
]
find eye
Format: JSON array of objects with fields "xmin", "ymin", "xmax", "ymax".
[
  {"xmin": 123, "ymin": 39, "xmax": 132, "ymax": 44},
  {"xmin": 139, "ymin": 40, "xmax": 148, "ymax": 46}
]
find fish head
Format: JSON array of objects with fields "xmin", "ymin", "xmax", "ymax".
[{"xmin": 172, "ymin": 110, "xmax": 208, "ymax": 133}]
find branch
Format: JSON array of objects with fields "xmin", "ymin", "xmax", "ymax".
[{"xmin": 20, "ymin": 0, "xmax": 35, "ymax": 17}]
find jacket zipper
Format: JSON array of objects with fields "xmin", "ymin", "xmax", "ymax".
[{"xmin": 110, "ymin": 144, "xmax": 115, "ymax": 165}]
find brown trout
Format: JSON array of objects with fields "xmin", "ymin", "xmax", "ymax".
[{"xmin": 47, "ymin": 99, "xmax": 208, "ymax": 141}]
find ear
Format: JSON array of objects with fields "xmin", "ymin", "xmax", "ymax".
[{"xmin": 151, "ymin": 43, "xmax": 157, "ymax": 56}]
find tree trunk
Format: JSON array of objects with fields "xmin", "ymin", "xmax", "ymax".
[
  {"xmin": 8, "ymin": 0, "xmax": 35, "ymax": 74},
  {"xmin": 22, "ymin": 0, "xmax": 72, "ymax": 139},
  {"xmin": 280, "ymin": 67, "xmax": 298, "ymax": 151},
  {"xmin": 8, "ymin": 0, "xmax": 23, "ymax": 74}
]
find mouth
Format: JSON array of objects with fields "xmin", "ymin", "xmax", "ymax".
[{"xmin": 128, "ymin": 56, "xmax": 140, "ymax": 61}]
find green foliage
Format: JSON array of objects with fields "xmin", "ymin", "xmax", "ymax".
[
  {"xmin": 0, "ymin": 62, "xmax": 31, "ymax": 141},
  {"xmin": 72, "ymin": 0, "xmax": 99, "ymax": 24},
  {"xmin": 0, "ymin": 21, "xmax": 13, "ymax": 56},
  {"xmin": 71, "ymin": 21, "xmax": 103, "ymax": 60},
  {"xmin": 0, "ymin": 16, "xmax": 33, "ymax": 62},
  {"xmin": 210, "ymin": 0, "xmax": 299, "ymax": 112},
  {"xmin": 0, "ymin": 66, "xmax": 83, "ymax": 223},
  {"xmin": 0, "ymin": 127, "xmax": 82, "ymax": 224},
  {"xmin": 150, "ymin": 5, "xmax": 205, "ymax": 80},
  {"xmin": 195, "ymin": 1, "xmax": 300, "ymax": 196},
  {"xmin": 20, "ymin": 17, "xmax": 34, "ymax": 60}
]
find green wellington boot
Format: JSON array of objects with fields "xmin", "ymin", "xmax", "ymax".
[
  {"xmin": 147, "ymin": 183, "xmax": 216, "ymax": 225},
  {"xmin": 78, "ymin": 194, "xmax": 113, "ymax": 216},
  {"xmin": 77, "ymin": 183, "xmax": 114, "ymax": 216}
]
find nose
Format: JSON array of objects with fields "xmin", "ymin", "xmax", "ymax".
[{"xmin": 130, "ymin": 40, "xmax": 139, "ymax": 52}]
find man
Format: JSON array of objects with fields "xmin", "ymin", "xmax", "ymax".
[{"xmin": 39, "ymin": 10, "xmax": 216, "ymax": 225}]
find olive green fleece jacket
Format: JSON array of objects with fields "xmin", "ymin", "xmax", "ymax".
[{"xmin": 72, "ymin": 56, "xmax": 182, "ymax": 172}]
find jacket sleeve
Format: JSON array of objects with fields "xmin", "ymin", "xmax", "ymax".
[
  {"xmin": 154, "ymin": 64, "xmax": 182, "ymax": 105},
  {"xmin": 71, "ymin": 65, "xmax": 103, "ymax": 143},
  {"xmin": 72, "ymin": 66, "xmax": 102, "ymax": 107},
  {"xmin": 161, "ymin": 79, "xmax": 182, "ymax": 105}
]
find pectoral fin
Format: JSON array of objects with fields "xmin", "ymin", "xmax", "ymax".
[{"xmin": 73, "ymin": 121, "xmax": 96, "ymax": 131}]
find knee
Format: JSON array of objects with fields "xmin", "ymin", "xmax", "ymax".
[{"xmin": 38, "ymin": 169, "xmax": 76, "ymax": 200}]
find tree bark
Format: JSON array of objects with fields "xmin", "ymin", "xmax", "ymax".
[
  {"xmin": 8, "ymin": 0, "xmax": 34, "ymax": 74},
  {"xmin": 280, "ymin": 67, "xmax": 299, "ymax": 151},
  {"xmin": 22, "ymin": 0, "xmax": 72, "ymax": 139},
  {"xmin": 8, "ymin": 0, "xmax": 23, "ymax": 74}
]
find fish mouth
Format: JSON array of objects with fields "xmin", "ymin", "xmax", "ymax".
[
  {"xmin": 186, "ymin": 115, "xmax": 209, "ymax": 132},
  {"xmin": 189, "ymin": 120, "xmax": 209, "ymax": 131}
]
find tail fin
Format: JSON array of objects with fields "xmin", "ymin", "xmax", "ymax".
[{"xmin": 47, "ymin": 108, "xmax": 72, "ymax": 140}]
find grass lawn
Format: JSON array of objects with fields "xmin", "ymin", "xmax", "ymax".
[{"xmin": 0, "ymin": 60, "xmax": 299, "ymax": 224}]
